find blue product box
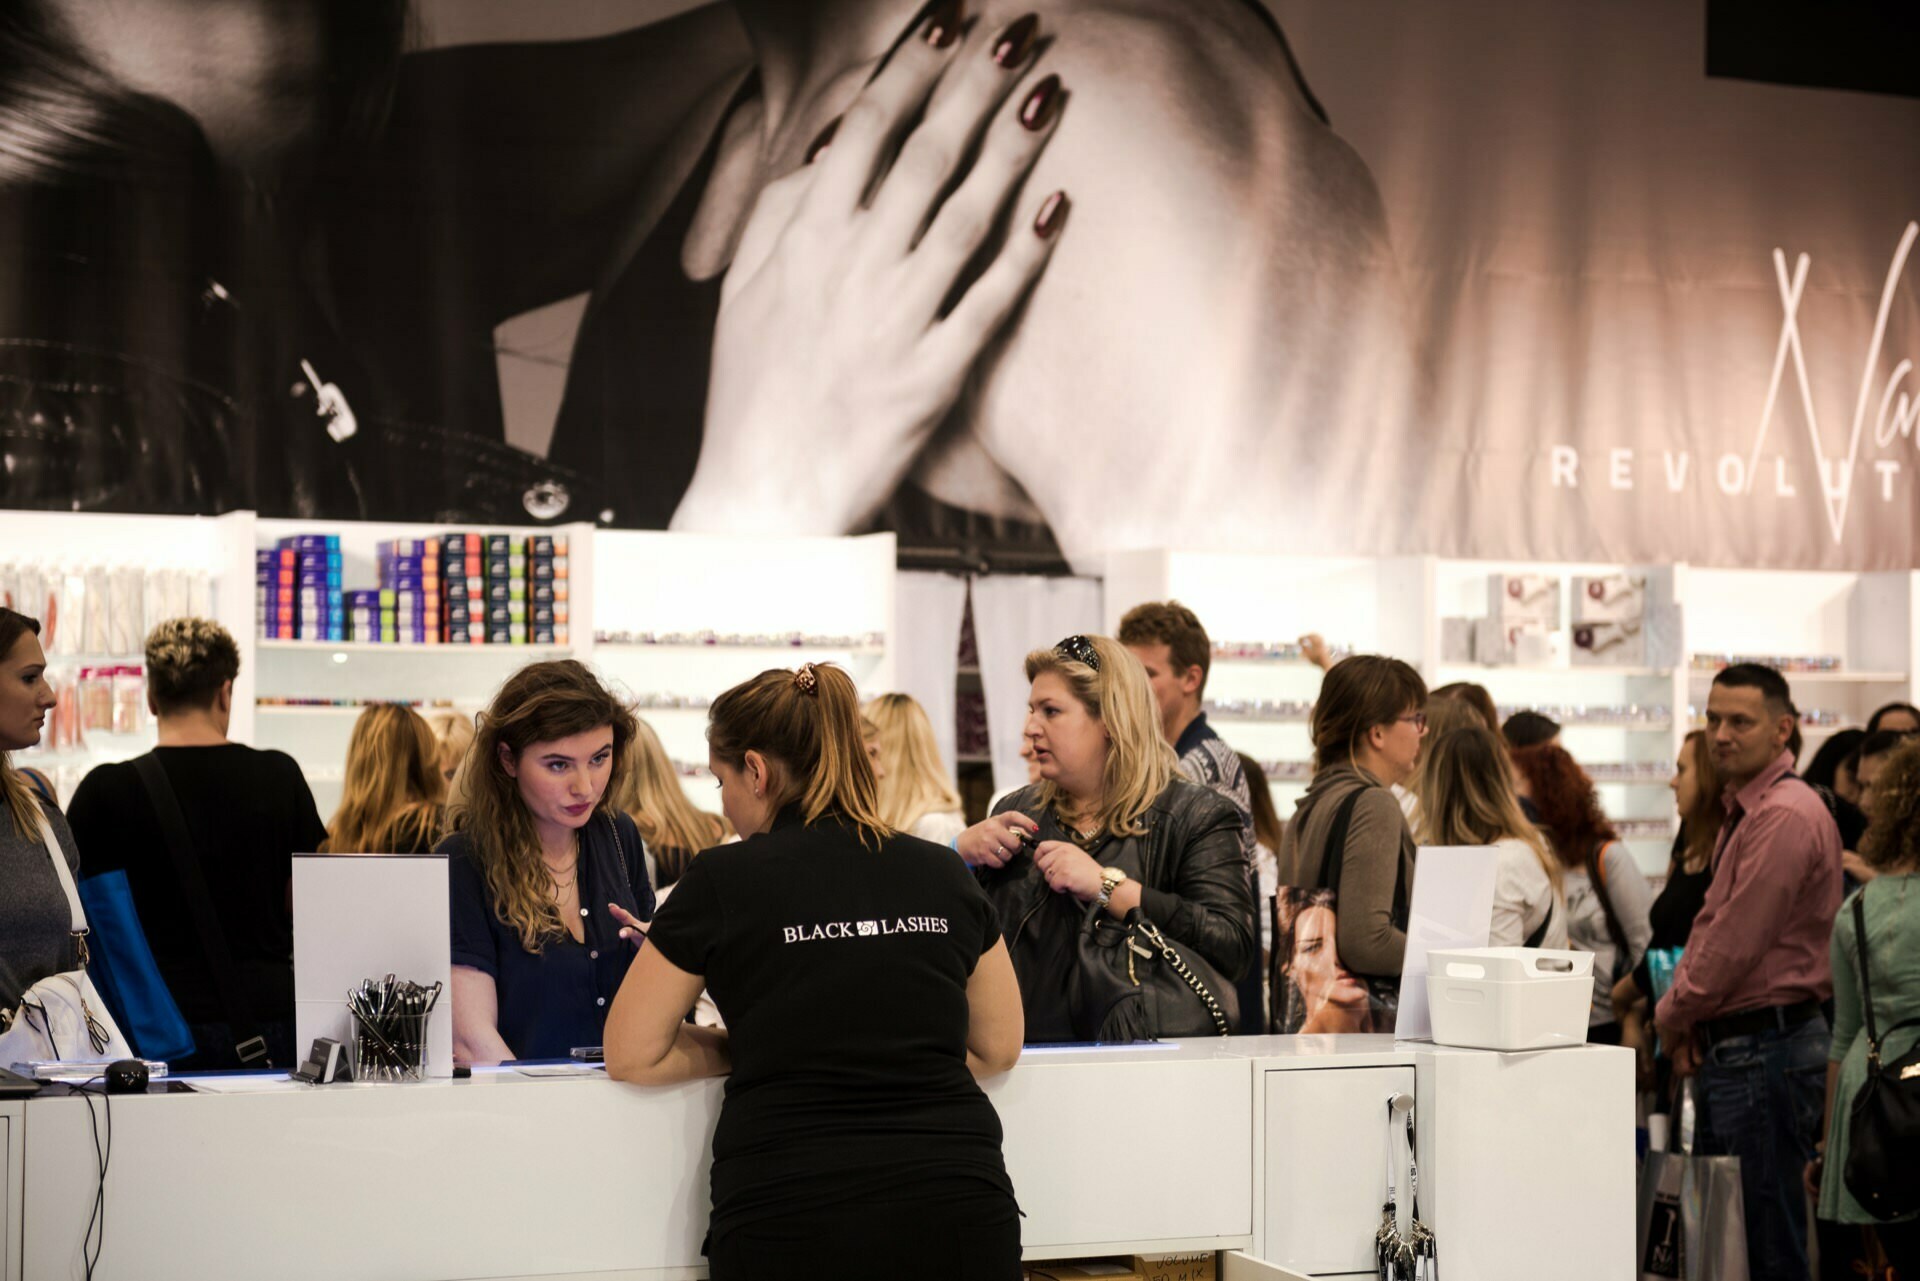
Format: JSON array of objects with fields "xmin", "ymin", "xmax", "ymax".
[{"xmin": 277, "ymin": 535, "xmax": 340, "ymax": 554}]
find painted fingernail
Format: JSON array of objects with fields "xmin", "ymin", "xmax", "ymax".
[
  {"xmin": 805, "ymin": 116, "xmax": 839, "ymax": 164},
  {"xmin": 923, "ymin": 0, "xmax": 964, "ymax": 48},
  {"xmin": 992, "ymin": 14, "xmax": 1039, "ymax": 68},
  {"xmin": 1020, "ymin": 73, "xmax": 1064, "ymax": 131},
  {"xmin": 1034, "ymin": 190, "xmax": 1070, "ymax": 239}
]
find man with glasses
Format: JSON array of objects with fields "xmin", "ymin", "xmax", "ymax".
[{"xmin": 1655, "ymin": 663, "xmax": 1841, "ymax": 1281}]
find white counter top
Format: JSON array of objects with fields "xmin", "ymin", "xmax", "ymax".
[{"xmin": 9, "ymin": 1038, "xmax": 1632, "ymax": 1280}]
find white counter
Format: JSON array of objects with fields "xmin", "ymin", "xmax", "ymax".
[{"xmin": 9, "ymin": 1039, "xmax": 1631, "ymax": 1280}]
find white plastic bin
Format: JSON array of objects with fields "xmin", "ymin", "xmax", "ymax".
[{"xmin": 1426, "ymin": 947, "xmax": 1594, "ymax": 1051}]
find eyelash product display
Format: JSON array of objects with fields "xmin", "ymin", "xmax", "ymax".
[
  {"xmin": 260, "ymin": 532, "xmax": 569, "ymax": 646},
  {"xmin": 1, "ymin": 561, "xmax": 207, "ymax": 658}
]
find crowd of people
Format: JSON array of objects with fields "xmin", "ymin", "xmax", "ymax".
[{"xmin": 3, "ymin": 598, "xmax": 1918, "ymax": 1279}]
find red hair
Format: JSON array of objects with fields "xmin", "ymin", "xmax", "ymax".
[{"xmin": 1510, "ymin": 743, "xmax": 1616, "ymax": 869}]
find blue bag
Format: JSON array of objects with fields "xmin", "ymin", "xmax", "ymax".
[{"xmin": 76, "ymin": 871, "xmax": 196, "ymax": 1063}]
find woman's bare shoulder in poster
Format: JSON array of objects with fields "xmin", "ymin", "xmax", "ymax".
[{"xmin": 908, "ymin": 0, "xmax": 1419, "ymax": 562}]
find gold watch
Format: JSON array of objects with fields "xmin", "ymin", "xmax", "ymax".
[{"xmin": 1096, "ymin": 866, "xmax": 1128, "ymax": 908}]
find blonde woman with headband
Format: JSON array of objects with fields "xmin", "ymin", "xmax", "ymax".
[
  {"xmin": 610, "ymin": 716, "xmax": 729, "ymax": 890},
  {"xmin": 322, "ymin": 704, "xmax": 447, "ymax": 854},
  {"xmin": 443, "ymin": 661, "xmax": 652, "ymax": 1065},
  {"xmin": 954, "ymin": 634, "xmax": 1256, "ymax": 1042},
  {"xmin": 606, "ymin": 663, "xmax": 1023, "ymax": 1280},
  {"xmin": 866, "ymin": 692, "xmax": 966, "ymax": 845},
  {"xmin": 1417, "ymin": 726, "xmax": 1568, "ymax": 949}
]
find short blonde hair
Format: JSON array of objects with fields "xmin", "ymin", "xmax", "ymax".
[
  {"xmin": 1024, "ymin": 635, "xmax": 1178, "ymax": 837},
  {"xmin": 145, "ymin": 617, "xmax": 240, "ymax": 714},
  {"xmin": 865, "ymin": 693, "xmax": 962, "ymax": 832}
]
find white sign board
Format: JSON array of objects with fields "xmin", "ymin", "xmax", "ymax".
[
  {"xmin": 1393, "ymin": 845, "xmax": 1500, "ymax": 1040},
  {"xmin": 293, "ymin": 854, "xmax": 453, "ymax": 1078}
]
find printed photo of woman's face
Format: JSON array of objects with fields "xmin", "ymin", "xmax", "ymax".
[{"xmin": 1277, "ymin": 894, "xmax": 1374, "ymax": 1035}]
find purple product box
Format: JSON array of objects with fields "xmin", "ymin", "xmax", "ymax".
[
  {"xmin": 485, "ymin": 558, "xmax": 511, "ymax": 580},
  {"xmin": 277, "ymin": 535, "xmax": 340, "ymax": 553},
  {"xmin": 485, "ymin": 534, "xmax": 512, "ymax": 556},
  {"xmin": 486, "ymin": 604, "xmax": 512, "ymax": 626},
  {"xmin": 532, "ymin": 626, "xmax": 557, "ymax": 645}
]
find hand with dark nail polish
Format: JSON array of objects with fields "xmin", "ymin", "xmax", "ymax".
[
  {"xmin": 992, "ymin": 14, "xmax": 1039, "ymax": 69},
  {"xmin": 670, "ymin": 0, "xmax": 1071, "ymax": 538},
  {"xmin": 1019, "ymin": 74, "xmax": 1064, "ymax": 131}
]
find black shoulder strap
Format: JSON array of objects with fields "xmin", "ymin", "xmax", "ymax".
[
  {"xmin": 1316, "ymin": 785, "xmax": 1371, "ymax": 896},
  {"xmin": 1523, "ymin": 896, "xmax": 1557, "ymax": 950},
  {"xmin": 1854, "ymin": 891, "xmax": 1881, "ymax": 1061},
  {"xmin": 133, "ymin": 754, "xmax": 270, "ymax": 1067}
]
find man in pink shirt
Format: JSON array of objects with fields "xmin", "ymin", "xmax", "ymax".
[{"xmin": 1657, "ymin": 664, "xmax": 1841, "ymax": 1281}]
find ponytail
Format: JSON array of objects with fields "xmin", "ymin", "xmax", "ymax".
[{"xmin": 708, "ymin": 663, "xmax": 892, "ymax": 848}]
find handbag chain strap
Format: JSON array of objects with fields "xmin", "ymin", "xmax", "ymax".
[{"xmin": 1133, "ymin": 918, "xmax": 1232, "ymax": 1037}]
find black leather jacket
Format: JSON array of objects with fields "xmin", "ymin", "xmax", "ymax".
[{"xmin": 983, "ymin": 779, "xmax": 1256, "ymax": 1042}]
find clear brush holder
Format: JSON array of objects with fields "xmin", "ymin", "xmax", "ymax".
[{"xmin": 346, "ymin": 1010, "xmax": 430, "ymax": 1082}]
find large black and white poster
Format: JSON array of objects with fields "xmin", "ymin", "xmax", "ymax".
[{"xmin": 3, "ymin": 0, "xmax": 1917, "ymax": 571}]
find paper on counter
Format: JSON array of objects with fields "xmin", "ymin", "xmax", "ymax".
[{"xmin": 1394, "ymin": 845, "xmax": 1499, "ymax": 1040}]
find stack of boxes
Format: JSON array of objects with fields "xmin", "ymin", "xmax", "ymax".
[
  {"xmin": 1571, "ymin": 568, "xmax": 1679, "ymax": 667},
  {"xmin": 259, "ymin": 530, "xmax": 568, "ymax": 646},
  {"xmin": 377, "ymin": 538, "xmax": 442, "ymax": 645},
  {"xmin": 442, "ymin": 533, "xmax": 484, "ymax": 646},
  {"xmin": 256, "ymin": 547, "xmax": 294, "ymax": 640},
  {"xmin": 257, "ymin": 535, "xmax": 343, "ymax": 641}
]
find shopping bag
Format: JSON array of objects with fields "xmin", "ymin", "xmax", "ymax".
[
  {"xmin": 1636, "ymin": 1086, "xmax": 1749, "ymax": 1281},
  {"xmin": 77, "ymin": 871, "xmax": 195, "ymax": 1063}
]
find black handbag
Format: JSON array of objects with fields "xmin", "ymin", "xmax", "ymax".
[
  {"xmin": 1070, "ymin": 900, "xmax": 1237, "ymax": 1041},
  {"xmin": 1842, "ymin": 890, "xmax": 1920, "ymax": 1219}
]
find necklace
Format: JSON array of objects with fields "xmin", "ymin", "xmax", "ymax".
[{"xmin": 543, "ymin": 838, "xmax": 580, "ymax": 895}]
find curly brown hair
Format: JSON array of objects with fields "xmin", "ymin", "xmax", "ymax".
[
  {"xmin": 1860, "ymin": 737, "xmax": 1920, "ymax": 872},
  {"xmin": 1510, "ymin": 743, "xmax": 1616, "ymax": 868}
]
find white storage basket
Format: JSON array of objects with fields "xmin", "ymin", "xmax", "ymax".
[{"xmin": 1425, "ymin": 947, "xmax": 1594, "ymax": 1051}]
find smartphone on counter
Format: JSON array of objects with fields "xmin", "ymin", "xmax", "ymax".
[{"xmin": 569, "ymin": 1046, "xmax": 604, "ymax": 1063}]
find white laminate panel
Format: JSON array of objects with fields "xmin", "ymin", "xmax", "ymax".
[
  {"xmin": 987, "ymin": 1054, "xmax": 1256, "ymax": 1253},
  {"xmin": 24, "ymin": 1078, "xmax": 723, "ymax": 1281},
  {"xmin": 1416, "ymin": 1044, "xmax": 1635, "ymax": 1281},
  {"xmin": 2, "ymin": 1108, "xmax": 17, "ymax": 1281},
  {"xmin": 1259, "ymin": 1065, "xmax": 1415, "ymax": 1276}
]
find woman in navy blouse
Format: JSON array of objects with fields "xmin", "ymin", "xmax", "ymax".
[{"xmin": 444, "ymin": 661, "xmax": 653, "ymax": 1063}]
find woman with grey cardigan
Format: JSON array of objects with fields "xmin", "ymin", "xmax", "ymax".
[
  {"xmin": 1275, "ymin": 656, "xmax": 1428, "ymax": 1026},
  {"xmin": 0, "ymin": 608, "xmax": 83, "ymax": 1016}
]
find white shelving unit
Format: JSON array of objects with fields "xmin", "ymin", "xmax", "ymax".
[
  {"xmin": 9, "ymin": 512, "xmax": 1915, "ymax": 869},
  {"xmin": 1100, "ymin": 551, "xmax": 1920, "ymax": 876},
  {"xmin": 585, "ymin": 531, "xmax": 896, "ymax": 812},
  {"xmin": 250, "ymin": 517, "xmax": 598, "ymax": 819},
  {"xmin": 0, "ymin": 510, "xmax": 254, "ymax": 803}
]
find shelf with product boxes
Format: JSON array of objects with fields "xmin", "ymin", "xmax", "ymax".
[{"xmin": 251, "ymin": 518, "xmax": 595, "ymax": 818}]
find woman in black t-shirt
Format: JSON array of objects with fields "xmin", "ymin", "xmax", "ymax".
[{"xmin": 607, "ymin": 663, "xmax": 1024, "ymax": 1281}]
